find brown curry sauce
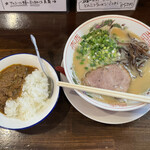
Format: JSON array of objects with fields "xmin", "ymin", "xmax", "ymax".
[{"xmin": 0, "ymin": 64, "xmax": 36, "ymax": 114}]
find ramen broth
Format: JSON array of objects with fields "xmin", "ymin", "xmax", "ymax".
[
  {"xmin": 111, "ymin": 27, "xmax": 141, "ymax": 42},
  {"xmin": 73, "ymin": 27, "xmax": 150, "ymax": 104}
]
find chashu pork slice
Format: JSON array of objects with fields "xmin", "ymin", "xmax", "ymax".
[{"xmin": 82, "ymin": 64, "xmax": 131, "ymax": 92}]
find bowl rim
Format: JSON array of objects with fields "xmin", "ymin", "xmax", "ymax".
[
  {"xmin": 0, "ymin": 53, "xmax": 60, "ymax": 130},
  {"xmin": 63, "ymin": 14, "xmax": 149, "ymax": 111}
]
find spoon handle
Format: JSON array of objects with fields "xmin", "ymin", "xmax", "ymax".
[{"xmin": 30, "ymin": 34, "xmax": 46, "ymax": 74}]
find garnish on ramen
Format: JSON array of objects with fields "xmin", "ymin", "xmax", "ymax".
[
  {"xmin": 73, "ymin": 19, "xmax": 150, "ymax": 104},
  {"xmin": 0, "ymin": 64, "xmax": 50, "ymax": 120}
]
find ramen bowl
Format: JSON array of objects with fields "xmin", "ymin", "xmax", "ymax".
[
  {"xmin": 0, "ymin": 53, "xmax": 59, "ymax": 129},
  {"xmin": 63, "ymin": 15, "xmax": 150, "ymax": 111}
]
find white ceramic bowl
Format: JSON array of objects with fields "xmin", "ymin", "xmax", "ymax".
[
  {"xmin": 63, "ymin": 15, "xmax": 150, "ymax": 111},
  {"xmin": 0, "ymin": 53, "xmax": 59, "ymax": 129}
]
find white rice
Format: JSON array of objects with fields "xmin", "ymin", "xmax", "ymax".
[{"xmin": 4, "ymin": 69, "xmax": 50, "ymax": 121}]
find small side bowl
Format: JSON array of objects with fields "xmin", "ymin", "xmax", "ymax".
[
  {"xmin": 63, "ymin": 15, "xmax": 150, "ymax": 111},
  {"xmin": 0, "ymin": 53, "xmax": 59, "ymax": 129}
]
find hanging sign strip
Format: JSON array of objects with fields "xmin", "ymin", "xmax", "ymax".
[
  {"xmin": 0, "ymin": 0, "xmax": 67, "ymax": 11},
  {"xmin": 77, "ymin": 0, "xmax": 139, "ymax": 12}
]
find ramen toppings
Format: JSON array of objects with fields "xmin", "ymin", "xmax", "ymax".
[
  {"xmin": 76, "ymin": 28, "xmax": 120, "ymax": 69},
  {"xmin": 82, "ymin": 64, "xmax": 131, "ymax": 92}
]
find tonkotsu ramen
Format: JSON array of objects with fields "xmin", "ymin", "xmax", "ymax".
[{"xmin": 73, "ymin": 19, "xmax": 150, "ymax": 105}]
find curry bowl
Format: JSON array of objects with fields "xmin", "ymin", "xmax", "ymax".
[
  {"xmin": 63, "ymin": 15, "xmax": 150, "ymax": 111},
  {"xmin": 0, "ymin": 53, "xmax": 59, "ymax": 129}
]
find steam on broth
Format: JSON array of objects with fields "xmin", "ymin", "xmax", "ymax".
[{"xmin": 73, "ymin": 19, "xmax": 150, "ymax": 105}]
